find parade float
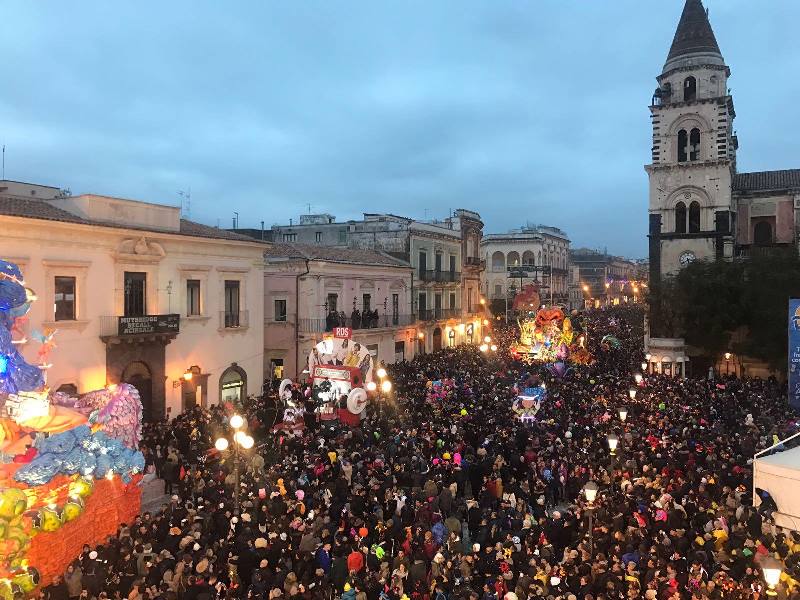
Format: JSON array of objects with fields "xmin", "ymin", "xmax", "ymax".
[
  {"xmin": 509, "ymin": 285, "xmax": 592, "ymax": 365},
  {"xmin": 0, "ymin": 259, "xmax": 145, "ymax": 597},
  {"xmin": 272, "ymin": 327, "xmax": 375, "ymax": 431}
]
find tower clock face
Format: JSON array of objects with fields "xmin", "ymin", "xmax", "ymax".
[{"xmin": 679, "ymin": 251, "xmax": 696, "ymax": 266}]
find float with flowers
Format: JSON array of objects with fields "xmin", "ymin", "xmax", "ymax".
[{"xmin": 0, "ymin": 259, "xmax": 145, "ymax": 597}]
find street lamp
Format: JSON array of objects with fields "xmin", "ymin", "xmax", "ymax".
[
  {"xmin": 376, "ymin": 367, "xmax": 387, "ymax": 380},
  {"xmin": 607, "ymin": 433, "xmax": 619, "ymax": 455},
  {"xmin": 479, "ymin": 344, "xmax": 489, "ymax": 352},
  {"xmin": 366, "ymin": 381, "xmax": 377, "ymax": 392},
  {"xmin": 762, "ymin": 556, "xmax": 783, "ymax": 596},
  {"xmin": 628, "ymin": 388, "xmax": 636, "ymax": 400},
  {"xmin": 634, "ymin": 372, "xmax": 643, "ymax": 385},
  {"xmin": 583, "ymin": 481, "xmax": 599, "ymax": 555},
  {"xmin": 484, "ymin": 336, "xmax": 491, "ymax": 344},
  {"xmin": 490, "ymin": 344, "xmax": 497, "ymax": 352},
  {"xmin": 215, "ymin": 414, "xmax": 253, "ymax": 511},
  {"xmin": 618, "ymin": 407, "xmax": 627, "ymax": 422},
  {"xmin": 641, "ymin": 362, "xmax": 648, "ymax": 372},
  {"xmin": 381, "ymin": 380, "xmax": 392, "ymax": 393},
  {"xmin": 724, "ymin": 352, "xmax": 732, "ymax": 375}
]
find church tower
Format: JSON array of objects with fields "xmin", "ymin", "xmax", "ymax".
[{"xmin": 646, "ymin": 0, "xmax": 737, "ymax": 284}]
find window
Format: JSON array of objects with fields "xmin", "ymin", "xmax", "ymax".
[
  {"xmin": 224, "ymin": 280, "xmax": 241, "ymax": 327},
  {"xmin": 327, "ymin": 293, "xmax": 338, "ymax": 314},
  {"xmin": 418, "ymin": 251, "xmax": 427, "ymax": 277},
  {"xmin": 494, "ymin": 284, "xmax": 502, "ymax": 298},
  {"xmin": 54, "ymin": 276, "xmax": 76, "ymax": 321},
  {"xmin": 315, "ymin": 232, "xmax": 322, "ymax": 243},
  {"xmin": 394, "ymin": 340, "xmax": 405, "ymax": 361},
  {"xmin": 337, "ymin": 230, "xmax": 347, "ymax": 244},
  {"xmin": 491, "ymin": 251, "xmax": 505, "ymax": 272},
  {"xmin": 186, "ymin": 279, "xmax": 201, "ymax": 316},
  {"xmin": 362, "ymin": 293, "xmax": 371, "ymax": 312},
  {"xmin": 677, "ymin": 129, "xmax": 688, "ymax": 162},
  {"xmin": 449, "ymin": 255, "xmax": 456, "ymax": 274},
  {"xmin": 467, "ymin": 288, "xmax": 474, "ymax": 313},
  {"xmin": 449, "ymin": 293, "xmax": 456, "ymax": 309},
  {"xmin": 688, "ymin": 201, "xmax": 701, "ymax": 233},
  {"xmin": 689, "ymin": 128, "xmax": 701, "ymax": 161},
  {"xmin": 434, "ymin": 253, "xmax": 442, "ymax": 273},
  {"xmin": 675, "ymin": 202, "xmax": 687, "ymax": 233},
  {"xmin": 274, "ymin": 299, "xmax": 287, "ymax": 322},
  {"xmin": 753, "ymin": 221, "xmax": 773, "ymax": 246},
  {"xmin": 434, "ymin": 294, "xmax": 442, "ymax": 318},
  {"xmin": 418, "ymin": 292, "xmax": 427, "ymax": 316},
  {"xmin": 124, "ymin": 272, "xmax": 146, "ymax": 317},
  {"xmin": 683, "ymin": 76, "xmax": 696, "ymax": 102},
  {"xmin": 392, "ymin": 293, "xmax": 399, "ymax": 325},
  {"xmin": 282, "ymin": 233, "xmax": 297, "ymax": 242}
]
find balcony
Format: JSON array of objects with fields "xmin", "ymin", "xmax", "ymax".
[
  {"xmin": 418, "ymin": 270, "xmax": 460, "ymax": 283},
  {"xmin": 220, "ymin": 309, "xmax": 250, "ymax": 330},
  {"xmin": 298, "ymin": 313, "xmax": 417, "ymax": 334},
  {"xmin": 99, "ymin": 314, "xmax": 180, "ymax": 343},
  {"xmin": 736, "ymin": 244, "xmax": 795, "ymax": 259},
  {"xmin": 464, "ymin": 257, "xmax": 485, "ymax": 269},
  {"xmin": 418, "ymin": 307, "xmax": 461, "ymax": 321}
]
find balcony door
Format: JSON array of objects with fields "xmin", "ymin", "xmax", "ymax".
[
  {"xmin": 224, "ymin": 280, "xmax": 241, "ymax": 327},
  {"xmin": 435, "ymin": 293, "xmax": 442, "ymax": 319},
  {"xmin": 418, "ymin": 251, "xmax": 427, "ymax": 278},
  {"xmin": 124, "ymin": 272, "xmax": 147, "ymax": 317}
]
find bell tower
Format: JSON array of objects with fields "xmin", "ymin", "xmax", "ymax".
[{"xmin": 646, "ymin": 0, "xmax": 737, "ymax": 285}]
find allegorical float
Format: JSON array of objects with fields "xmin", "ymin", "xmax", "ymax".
[
  {"xmin": 0, "ymin": 259, "xmax": 145, "ymax": 598},
  {"xmin": 509, "ymin": 285, "xmax": 593, "ymax": 366}
]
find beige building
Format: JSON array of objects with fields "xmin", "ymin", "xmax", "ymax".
[
  {"xmin": 0, "ymin": 185, "xmax": 265, "ymax": 421},
  {"xmin": 481, "ymin": 225, "xmax": 570, "ymax": 308},
  {"xmin": 646, "ymin": 0, "xmax": 800, "ymax": 282},
  {"xmin": 264, "ymin": 243, "xmax": 486, "ymax": 380}
]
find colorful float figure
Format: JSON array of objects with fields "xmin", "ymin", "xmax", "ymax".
[
  {"xmin": 0, "ymin": 259, "xmax": 145, "ymax": 597},
  {"xmin": 306, "ymin": 328, "xmax": 373, "ymax": 427},
  {"xmin": 509, "ymin": 285, "xmax": 592, "ymax": 365}
]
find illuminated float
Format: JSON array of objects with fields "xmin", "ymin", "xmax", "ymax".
[
  {"xmin": 509, "ymin": 285, "xmax": 593, "ymax": 365},
  {"xmin": 308, "ymin": 327, "xmax": 373, "ymax": 427},
  {"xmin": 0, "ymin": 259, "xmax": 144, "ymax": 597}
]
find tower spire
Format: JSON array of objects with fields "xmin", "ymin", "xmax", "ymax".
[{"xmin": 664, "ymin": 0, "xmax": 723, "ymax": 71}]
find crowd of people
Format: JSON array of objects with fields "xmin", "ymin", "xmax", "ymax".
[{"xmin": 39, "ymin": 306, "xmax": 800, "ymax": 600}]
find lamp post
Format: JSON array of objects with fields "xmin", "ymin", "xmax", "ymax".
[
  {"xmin": 634, "ymin": 372, "xmax": 643, "ymax": 385},
  {"xmin": 762, "ymin": 555, "xmax": 783, "ymax": 597},
  {"xmin": 583, "ymin": 481, "xmax": 598, "ymax": 555},
  {"xmin": 374, "ymin": 368, "xmax": 392, "ymax": 418},
  {"xmin": 628, "ymin": 388, "xmax": 636, "ymax": 400},
  {"xmin": 724, "ymin": 352, "xmax": 732, "ymax": 376},
  {"xmin": 618, "ymin": 407, "xmax": 627, "ymax": 422},
  {"xmin": 607, "ymin": 432, "xmax": 619, "ymax": 471},
  {"xmin": 215, "ymin": 414, "xmax": 254, "ymax": 512}
]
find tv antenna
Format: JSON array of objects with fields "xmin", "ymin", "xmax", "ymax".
[{"xmin": 178, "ymin": 188, "xmax": 191, "ymax": 219}]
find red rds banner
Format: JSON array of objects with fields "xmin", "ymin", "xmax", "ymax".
[{"xmin": 333, "ymin": 327, "xmax": 352, "ymax": 339}]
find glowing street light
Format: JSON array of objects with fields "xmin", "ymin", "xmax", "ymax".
[
  {"xmin": 229, "ymin": 414, "xmax": 244, "ymax": 429},
  {"xmin": 762, "ymin": 556, "xmax": 783, "ymax": 596},
  {"xmin": 381, "ymin": 380, "xmax": 392, "ymax": 393},
  {"xmin": 376, "ymin": 367, "xmax": 387, "ymax": 379},
  {"xmin": 479, "ymin": 344, "xmax": 489, "ymax": 352},
  {"xmin": 618, "ymin": 407, "xmax": 628, "ymax": 422},
  {"xmin": 628, "ymin": 388, "xmax": 636, "ymax": 400},
  {"xmin": 366, "ymin": 381, "xmax": 377, "ymax": 392},
  {"xmin": 484, "ymin": 336, "xmax": 491, "ymax": 343},
  {"xmin": 215, "ymin": 438, "xmax": 229, "ymax": 452},
  {"xmin": 607, "ymin": 433, "xmax": 619, "ymax": 455},
  {"xmin": 634, "ymin": 372, "xmax": 643, "ymax": 384},
  {"xmin": 490, "ymin": 345, "xmax": 497, "ymax": 352}
]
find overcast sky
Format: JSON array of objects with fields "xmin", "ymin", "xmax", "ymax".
[{"xmin": 2, "ymin": 1, "xmax": 798, "ymax": 257}]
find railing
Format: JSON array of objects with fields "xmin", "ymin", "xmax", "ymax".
[
  {"xmin": 418, "ymin": 307, "xmax": 461, "ymax": 321},
  {"xmin": 736, "ymin": 244, "xmax": 795, "ymax": 259},
  {"xmin": 464, "ymin": 257, "xmax": 485, "ymax": 268},
  {"xmin": 418, "ymin": 270, "xmax": 460, "ymax": 283},
  {"xmin": 298, "ymin": 314, "xmax": 417, "ymax": 334},
  {"xmin": 99, "ymin": 314, "xmax": 180, "ymax": 338},
  {"xmin": 220, "ymin": 309, "xmax": 250, "ymax": 330}
]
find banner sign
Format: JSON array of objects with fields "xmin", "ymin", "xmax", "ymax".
[
  {"xmin": 118, "ymin": 314, "xmax": 179, "ymax": 336},
  {"xmin": 333, "ymin": 327, "xmax": 352, "ymax": 339},
  {"xmin": 789, "ymin": 299, "xmax": 800, "ymax": 410}
]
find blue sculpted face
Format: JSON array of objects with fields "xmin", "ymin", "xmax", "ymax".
[{"xmin": 0, "ymin": 259, "xmax": 24, "ymax": 283}]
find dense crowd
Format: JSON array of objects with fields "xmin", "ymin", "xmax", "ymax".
[{"xmin": 39, "ymin": 307, "xmax": 800, "ymax": 600}]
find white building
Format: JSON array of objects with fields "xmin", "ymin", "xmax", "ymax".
[
  {"xmin": 0, "ymin": 185, "xmax": 265, "ymax": 421},
  {"xmin": 264, "ymin": 243, "xmax": 486, "ymax": 381},
  {"xmin": 481, "ymin": 225, "xmax": 570, "ymax": 308}
]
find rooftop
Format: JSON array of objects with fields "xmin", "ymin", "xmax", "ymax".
[
  {"xmin": 0, "ymin": 195, "xmax": 259, "ymax": 243},
  {"xmin": 664, "ymin": 0, "xmax": 724, "ymax": 71},
  {"xmin": 733, "ymin": 169, "xmax": 800, "ymax": 193},
  {"xmin": 265, "ymin": 242, "xmax": 411, "ymax": 268}
]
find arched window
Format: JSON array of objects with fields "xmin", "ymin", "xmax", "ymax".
[
  {"xmin": 677, "ymin": 129, "xmax": 688, "ymax": 162},
  {"xmin": 522, "ymin": 251, "xmax": 535, "ymax": 266},
  {"xmin": 684, "ymin": 76, "xmax": 696, "ymax": 102},
  {"xmin": 753, "ymin": 221, "xmax": 773, "ymax": 246},
  {"xmin": 688, "ymin": 201, "xmax": 701, "ymax": 233},
  {"xmin": 491, "ymin": 251, "xmax": 505, "ymax": 272},
  {"xmin": 675, "ymin": 201, "xmax": 687, "ymax": 233},
  {"xmin": 689, "ymin": 128, "xmax": 700, "ymax": 161},
  {"xmin": 507, "ymin": 251, "xmax": 520, "ymax": 268}
]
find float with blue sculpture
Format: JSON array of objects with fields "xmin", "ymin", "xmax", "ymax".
[{"xmin": 0, "ymin": 259, "xmax": 145, "ymax": 597}]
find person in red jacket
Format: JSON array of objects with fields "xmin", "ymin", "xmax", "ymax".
[{"xmin": 347, "ymin": 546, "xmax": 365, "ymax": 574}]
